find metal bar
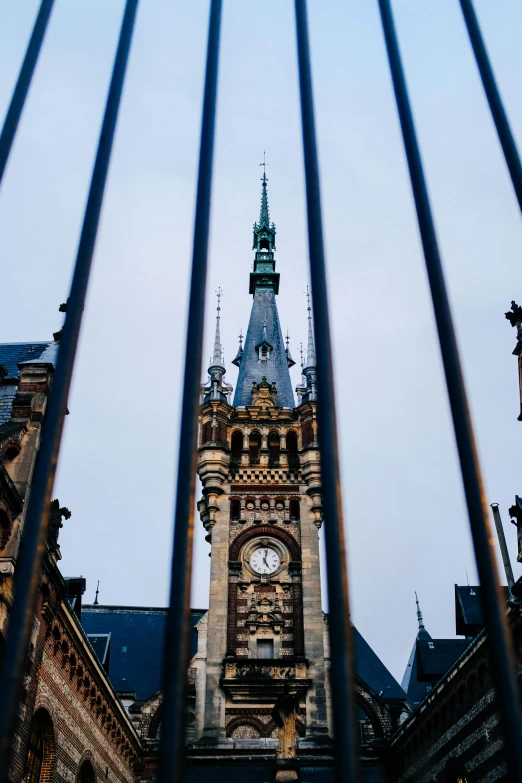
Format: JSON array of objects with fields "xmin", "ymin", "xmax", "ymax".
[
  {"xmin": 157, "ymin": 3, "xmax": 222, "ymax": 783},
  {"xmin": 294, "ymin": 2, "xmax": 359, "ymax": 781},
  {"xmin": 0, "ymin": 2, "xmax": 139, "ymax": 779},
  {"xmin": 376, "ymin": 1, "xmax": 522, "ymax": 778},
  {"xmin": 0, "ymin": 0, "xmax": 56, "ymax": 186},
  {"xmin": 459, "ymin": 0, "xmax": 522, "ymax": 214},
  {"xmin": 491, "ymin": 503, "xmax": 515, "ymax": 593}
]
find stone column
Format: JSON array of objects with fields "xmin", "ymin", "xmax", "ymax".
[
  {"xmin": 299, "ymin": 494, "xmax": 330, "ymax": 743},
  {"xmin": 198, "ymin": 492, "xmax": 232, "ymax": 746}
]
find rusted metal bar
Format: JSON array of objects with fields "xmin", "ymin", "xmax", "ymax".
[
  {"xmin": 0, "ymin": 2, "xmax": 139, "ymax": 779},
  {"xmin": 294, "ymin": 2, "xmax": 360, "ymax": 781},
  {"xmin": 0, "ymin": 0, "xmax": 56, "ymax": 186},
  {"xmin": 157, "ymin": 3, "xmax": 222, "ymax": 783},
  {"xmin": 377, "ymin": 1, "xmax": 522, "ymax": 778}
]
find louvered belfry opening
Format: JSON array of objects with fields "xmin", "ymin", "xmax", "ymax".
[{"xmin": 0, "ymin": 2, "xmax": 522, "ymax": 783}]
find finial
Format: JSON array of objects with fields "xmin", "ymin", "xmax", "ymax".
[
  {"xmin": 94, "ymin": 580, "xmax": 99, "ymax": 605},
  {"xmin": 239, "ymin": 329, "xmax": 243, "ymax": 350},
  {"xmin": 300, "ymin": 342, "xmax": 304, "ymax": 368},
  {"xmin": 259, "ymin": 150, "xmax": 269, "ymax": 183},
  {"xmin": 286, "ymin": 331, "xmax": 290, "ymax": 350},
  {"xmin": 505, "ymin": 300, "xmax": 522, "ymax": 327},
  {"xmin": 415, "ymin": 591, "xmax": 425, "ymax": 630}
]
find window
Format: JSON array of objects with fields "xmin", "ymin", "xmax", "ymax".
[
  {"xmin": 257, "ymin": 639, "xmax": 274, "ymax": 659},
  {"xmin": 290, "ymin": 499, "xmax": 300, "ymax": 522},
  {"xmin": 302, "ymin": 420, "xmax": 313, "ymax": 446},
  {"xmin": 23, "ymin": 717, "xmax": 44, "ymax": 783},
  {"xmin": 23, "ymin": 710, "xmax": 55, "ymax": 783},
  {"xmin": 268, "ymin": 431, "xmax": 280, "ymax": 462},
  {"xmin": 249, "ymin": 431, "xmax": 261, "ymax": 462},
  {"xmin": 77, "ymin": 761, "xmax": 95, "ymax": 783},
  {"xmin": 231, "ymin": 431, "xmax": 243, "ymax": 461},
  {"xmin": 201, "ymin": 421, "xmax": 212, "ymax": 444},
  {"xmin": 230, "ymin": 500, "xmax": 240, "ymax": 521},
  {"xmin": 286, "ymin": 431, "xmax": 299, "ymax": 467}
]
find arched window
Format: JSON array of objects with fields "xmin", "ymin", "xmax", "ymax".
[
  {"xmin": 289, "ymin": 500, "xmax": 300, "ymax": 522},
  {"xmin": 230, "ymin": 500, "xmax": 240, "ymax": 521},
  {"xmin": 77, "ymin": 761, "xmax": 96, "ymax": 783},
  {"xmin": 286, "ymin": 431, "xmax": 298, "ymax": 466},
  {"xmin": 0, "ymin": 509, "xmax": 10, "ymax": 549},
  {"xmin": 231, "ymin": 431, "xmax": 243, "ymax": 461},
  {"xmin": 302, "ymin": 420, "xmax": 313, "ymax": 446},
  {"xmin": 230, "ymin": 723, "xmax": 261, "ymax": 739},
  {"xmin": 249, "ymin": 431, "xmax": 261, "ymax": 462},
  {"xmin": 268, "ymin": 431, "xmax": 280, "ymax": 463},
  {"xmin": 23, "ymin": 709, "xmax": 56, "ymax": 783}
]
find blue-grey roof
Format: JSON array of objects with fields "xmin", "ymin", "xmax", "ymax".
[
  {"xmin": 454, "ymin": 584, "xmax": 509, "ymax": 636},
  {"xmin": 234, "ymin": 289, "xmax": 295, "ymax": 408},
  {"xmin": 353, "ymin": 626, "xmax": 406, "ymax": 701},
  {"xmin": 81, "ymin": 606, "xmax": 206, "ymax": 701},
  {"xmin": 0, "ymin": 342, "xmax": 52, "ymax": 378}
]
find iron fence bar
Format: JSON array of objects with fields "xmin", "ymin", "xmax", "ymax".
[
  {"xmin": 294, "ymin": 2, "xmax": 359, "ymax": 781},
  {"xmin": 158, "ymin": 2, "xmax": 222, "ymax": 783},
  {"xmin": 459, "ymin": 0, "xmax": 522, "ymax": 214},
  {"xmin": 0, "ymin": 2, "xmax": 139, "ymax": 780},
  {"xmin": 376, "ymin": 1, "xmax": 522, "ymax": 779},
  {"xmin": 0, "ymin": 0, "xmax": 56, "ymax": 186}
]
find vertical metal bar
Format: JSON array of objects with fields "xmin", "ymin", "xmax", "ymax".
[
  {"xmin": 0, "ymin": 0, "xmax": 56, "ymax": 186},
  {"xmin": 491, "ymin": 503, "xmax": 515, "ymax": 593},
  {"xmin": 459, "ymin": 0, "xmax": 522, "ymax": 214},
  {"xmin": 0, "ymin": 1, "xmax": 139, "ymax": 778},
  {"xmin": 376, "ymin": 1, "xmax": 522, "ymax": 778},
  {"xmin": 158, "ymin": 3, "xmax": 222, "ymax": 783},
  {"xmin": 294, "ymin": 3, "xmax": 359, "ymax": 781}
]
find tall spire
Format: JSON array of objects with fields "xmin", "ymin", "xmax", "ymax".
[
  {"xmin": 212, "ymin": 287, "xmax": 224, "ymax": 368},
  {"xmin": 305, "ymin": 286, "xmax": 316, "ymax": 368},
  {"xmin": 234, "ymin": 167, "xmax": 294, "ymax": 408},
  {"xmin": 415, "ymin": 592, "xmax": 425, "ymax": 631},
  {"xmin": 415, "ymin": 592, "xmax": 430, "ymax": 640},
  {"xmin": 203, "ymin": 289, "xmax": 232, "ymax": 403},
  {"xmin": 259, "ymin": 153, "xmax": 270, "ymax": 227},
  {"xmin": 297, "ymin": 288, "xmax": 317, "ymax": 403}
]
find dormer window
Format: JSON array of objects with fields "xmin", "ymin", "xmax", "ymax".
[{"xmin": 256, "ymin": 339, "xmax": 272, "ymax": 363}]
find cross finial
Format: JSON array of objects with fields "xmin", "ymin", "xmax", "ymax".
[
  {"xmin": 300, "ymin": 342, "xmax": 304, "ymax": 368},
  {"xmin": 286, "ymin": 331, "xmax": 290, "ymax": 349},
  {"xmin": 259, "ymin": 151, "xmax": 269, "ymax": 182},
  {"xmin": 216, "ymin": 287, "xmax": 222, "ymax": 315},
  {"xmin": 306, "ymin": 285, "xmax": 311, "ymax": 315},
  {"xmin": 94, "ymin": 580, "xmax": 100, "ymax": 605},
  {"xmin": 238, "ymin": 329, "xmax": 243, "ymax": 350}
]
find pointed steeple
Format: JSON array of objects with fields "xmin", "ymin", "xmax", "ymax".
[
  {"xmin": 203, "ymin": 289, "xmax": 232, "ymax": 403},
  {"xmin": 304, "ymin": 287, "xmax": 316, "ymax": 369},
  {"xmin": 233, "ymin": 167, "xmax": 295, "ymax": 408},
  {"xmin": 415, "ymin": 592, "xmax": 431, "ymax": 640},
  {"xmin": 211, "ymin": 288, "xmax": 224, "ymax": 369},
  {"xmin": 297, "ymin": 288, "xmax": 317, "ymax": 403}
]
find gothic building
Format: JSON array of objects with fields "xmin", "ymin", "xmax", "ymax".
[{"xmin": 1, "ymin": 173, "xmax": 521, "ymax": 783}]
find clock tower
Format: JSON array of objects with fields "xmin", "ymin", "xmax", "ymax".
[{"xmin": 195, "ymin": 173, "xmax": 329, "ymax": 749}]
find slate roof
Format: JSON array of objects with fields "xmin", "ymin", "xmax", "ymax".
[
  {"xmin": 416, "ymin": 639, "xmax": 471, "ymax": 681},
  {"xmin": 82, "ymin": 606, "xmax": 404, "ymax": 707},
  {"xmin": 233, "ymin": 289, "xmax": 295, "ymax": 408},
  {"xmin": 352, "ymin": 626, "xmax": 406, "ymax": 701},
  {"xmin": 81, "ymin": 606, "xmax": 206, "ymax": 701},
  {"xmin": 454, "ymin": 585, "xmax": 509, "ymax": 636},
  {"xmin": 0, "ymin": 342, "xmax": 52, "ymax": 378}
]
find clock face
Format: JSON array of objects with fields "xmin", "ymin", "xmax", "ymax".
[{"xmin": 250, "ymin": 546, "xmax": 280, "ymax": 575}]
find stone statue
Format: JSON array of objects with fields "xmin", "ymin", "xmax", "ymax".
[
  {"xmin": 272, "ymin": 684, "xmax": 300, "ymax": 781},
  {"xmin": 48, "ymin": 499, "xmax": 71, "ymax": 553}
]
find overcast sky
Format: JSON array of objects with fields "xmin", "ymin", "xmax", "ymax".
[{"xmin": 1, "ymin": 0, "xmax": 521, "ymax": 683}]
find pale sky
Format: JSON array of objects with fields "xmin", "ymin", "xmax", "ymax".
[{"xmin": 1, "ymin": 0, "xmax": 521, "ymax": 683}]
